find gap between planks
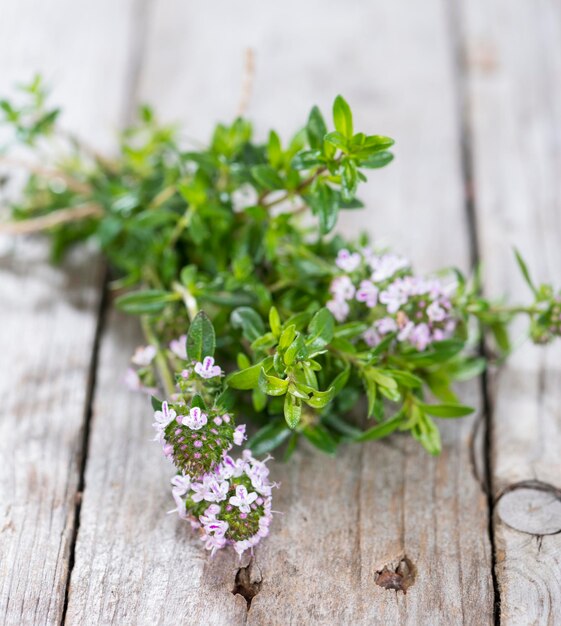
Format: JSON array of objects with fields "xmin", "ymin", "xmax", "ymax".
[
  {"xmin": 61, "ymin": 267, "xmax": 110, "ymax": 625},
  {"xmin": 447, "ymin": 0, "xmax": 501, "ymax": 622}
]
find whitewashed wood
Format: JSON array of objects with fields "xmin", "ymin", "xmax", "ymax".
[
  {"xmin": 0, "ymin": 1, "xmax": 137, "ymax": 623},
  {"xmin": 462, "ymin": 0, "xmax": 561, "ymax": 623},
  {"xmin": 0, "ymin": 240, "xmax": 102, "ymax": 626},
  {"xmin": 118, "ymin": 1, "xmax": 493, "ymax": 624},
  {"xmin": 65, "ymin": 310, "xmax": 247, "ymax": 625}
]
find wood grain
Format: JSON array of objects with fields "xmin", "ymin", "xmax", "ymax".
[
  {"xmin": 0, "ymin": 1, "xmax": 137, "ymax": 623},
  {"xmin": 462, "ymin": 0, "xmax": 561, "ymax": 623},
  {"xmin": 0, "ymin": 240, "xmax": 102, "ymax": 625}
]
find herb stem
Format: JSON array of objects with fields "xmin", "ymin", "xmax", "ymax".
[
  {"xmin": 141, "ymin": 316, "xmax": 176, "ymax": 397},
  {"xmin": 173, "ymin": 281, "xmax": 199, "ymax": 320}
]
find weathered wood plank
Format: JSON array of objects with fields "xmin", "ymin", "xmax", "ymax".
[
  {"xmin": 0, "ymin": 243, "xmax": 102, "ymax": 626},
  {"xmin": 462, "ymin": 0, "xmax": 561, "ymax": 623},
  {"xmin": 63, "ymin": 2, "xmax": 494, "ymax": 624},
  {"xmin": 0, "ymin": 1, "xmax": 138, "ymax": 623}
]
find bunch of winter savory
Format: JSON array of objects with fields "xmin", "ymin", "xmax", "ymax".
[
  {"xmin": 327, "ymin": 247, "xmax": 458, "ymax": 351},
  {"xmin": 148, "ymin": 314, "xmax": 276, "ymax": 556}
]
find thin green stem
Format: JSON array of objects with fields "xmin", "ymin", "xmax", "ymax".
[
  {"xmin": 262, "ymin": 166, "xmax": 328, "ymax": 210},
  {"xmin": 141, "ymin": 316, "xmax": 176, "ymax": 397},
  {"xmin": 172, "ymin": 281, "xmax": 199, "ymax": 320}
]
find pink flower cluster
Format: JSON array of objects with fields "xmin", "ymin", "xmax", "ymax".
[
  {"xmin": 170, "ymin": 450, "xmax": 276, "ymax": 556},
  {"xmin": 153, "ymin": 355, "xmax": 275, "ymax": 557},
  {"xmin": 153, "ymin": 400, "xmax": 245, "ymax": 477},
  {"xmin": 327, "ymin": 247, "xmax": 457, "ymax": 351}
]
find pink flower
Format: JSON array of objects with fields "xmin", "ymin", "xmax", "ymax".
[
  {"xmin": 171, "ymin": 474, "xmax": 191, "ymax": 496},
  {"xmin": 369, "ymin": 254, "xmax": 409, "ymax": 282},
  {"xmin": 409, "ymin": 323, "xmax": 431, "ymax": 351},
  {"xmin": 397, "ymin": 320, "xmax": 415, "ymax": 342},
  {"xmin": 362, "ymin": 327, "xmax": 380, "ymax": 347},
  {"xmin": 375, "ymin": 317, "xmax": 398, "ymax": 334},
  {"xmin": 234, "ymin": 539, "xmax": 252, "ymax": 556},
  {"xmin": 154, "ymin": 401, "xmax": 177, "ymax": 427},
  {"xmin": 152, "ymin": 401, "xmax": 177, "ymax": 442},
  {"xmin": 169, "ymin": 335, "xmax": 187, "ymax": 360},
  {"xmin": 326, "ymin": 298, "xmax": 350, "ymax": 322},
  {"xmin": 335, "ymin": 249, "xmax": 361, "ymax": 273},
  {"xmin": 131, "ymin": 345, "xmax": 157, "ymax": 366},
  {"xmin": 194, "ymin": 356, "xmax": 222, "ymax": 379},
  {"xmin": 356, "ymin": 280, "xmax": 378, "ymax": 307},
  {"xmin": 202, "ymin": 532, "xmax": 227, "ymax": 556},
  {"xmin": 183, "ymin": 406, "xmax": 208, "ymax": 430},
  {"xmin": 234, "ymin": 424, "xmax": 246, "ymax": 446},
  {"xmin": 229, "ymin": 485, "xmax": 258, "ymax": 513},
  {"xmin": 379, "ymin": 280, "xmax": 409, "ymax": 313},
  {"xmin": 427, "ymin": 301, "xmax": 446, "ymax": 322},
  {"xmin": 191, "ymin": 476, "xmax": 229, "ymax": 503},
  {"xmin": 330, "ymin": 276, "xmax": 356, "ymax": 301}
]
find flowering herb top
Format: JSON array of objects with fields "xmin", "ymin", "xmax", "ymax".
[
  {"xmin": 1, "ymin": 77, "xmax": 560, "ymax": 555},
  {"xmin": 170, "ymin": 450, "xmax": 275, "ymax": 556}
]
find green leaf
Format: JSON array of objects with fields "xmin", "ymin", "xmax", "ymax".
[
  {"xmin": 267, "ymin": 130, "xmax": 283, "ymax": 168},
  {"xmin": 390, "ymin": 370, "xmax": 424, "ymax": 388},
  {"xmin": 186, "ymin": 311, "xmax": 215, "ymax": 362},
  {"xmin": 368, "ymin": 368, "xmax": 398, "ymax": 391},
  {"xmin": 249, "ymin": 420, "xmax": 291, "ymax": 456},
  {"xmin": 231, "ymin": 307, "xmax": 265, "ymax": 343},
  {"xmin": 283, "ymin": 433, "xmax": 299, "ymax": 461},
  {"xmin": 333, "ymin": 95, "xmax": 353, "ymax": 138},
  {"xmin": 334, "ymin": 322, "xmax": 368, "ymax": 339},
  {"xmin": 191, "ymin": 394, "xmax": 207, "ymax": 410},
  {"xmin": 323, "ymin": 413, "xmax": 362, "ymax": 439},
  {"xmin": 251, "ymin": 164, "xmax": 283, "ymax": 190},
  {"xmin": 306, "ymin": 307, "xmax": 335, "ymax": 350},
  {"xmin": 227, "ymin": 357, "xmax": 272, "ymax": 390},
  {"xmin": 356, "ymin": 412, "xmax": 404, "ymax": 442},
  {"xmin": 324, "ymin": 131, "xmax": 348, "ymax": 152},
  {"xmin": 151, "ymin": 396, "xmax": 163, "ymax": 411},
  {"xmin": 449, "ymin": 357, "xmax": 486, "ymax": 381},
  {"xmin": 491, "ymin": 322, "xmax": 511, "ymax": 353},
  {"xmin": 363, "ymin": 376, "xmax": 377, "ymax": 417},
  {"xmin": 259, "ymin": 368, "xmax": 289, "ymax": 396},
  {"xmin": 283, "ymin": 333, "xmax": 306, "ymax": 366},
  {"xmin": 363, "ymin": 134, "xmax": 395, "ymax": 151},
  {"xmin": 284, "ymin": 393, "xmax": 302, "ymax": 429},
  {"xmin": 291, "ymin": 150, "xmax": 323, "ymax": 170},
  {"xmin": 330, "ymin": 365, "xmax": 350, "ymax": 395},
  {"xmin": 269, "ymin": 306, "xmax": 282, "ymax": 337},
  {"xmin": 306, "ymin": 105, "xmax": 328, "ymax": 150},
  {"xmin": 412, "ymin": 414, "xmax": 442, "ymax": 455},
  {"xmin": 278, "ymin": 324, "xmax": 297, "ymax": 350},
  {"xmin": 115, "ymin": 289, "xmax": 176, "ymax": 315},
  {"xmin": 514, "ymin": 248, "xmax": 537, "ymax": 295},
  {"xmin": 359, "ymin": 152, "xmax": 394, "ymax": 169},
  {"xmin": 302, "ymin": 424, "xmax": 337, "ymax": 454},
  {"xmin": 304, "ymin": 386, "xmax": 335, "ymax": 409},
  {"xmin": 419, "ymin": 403, "xmax": 475, "ymax": 418},
  {"xmin": 307, "ymin": 182, "xmax": 339, "ymax": 234}
]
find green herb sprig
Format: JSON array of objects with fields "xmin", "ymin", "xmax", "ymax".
[{"xmin": 2, "ymin": 76, "xmax": 559, "ymax": 458}]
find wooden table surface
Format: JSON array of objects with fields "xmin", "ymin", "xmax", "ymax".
[{"xmin": 1, "ymin": 2, "xmax": 560, "ymax": 624}]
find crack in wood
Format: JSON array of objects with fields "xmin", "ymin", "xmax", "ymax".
[
  {"xmin": 61, "ymin": 268, "xmax": 109, "ymax": 625},
  {"xmin": 446, "ymin": 0, "xmax": 501, "ymax": 623},
  {"xmin": 232, "ymin": 560, "xmax": 262, "ymax": 610}
]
